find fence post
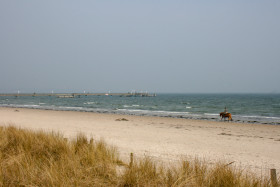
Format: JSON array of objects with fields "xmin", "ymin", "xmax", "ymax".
[
  {"xmin": 270, "ymin": 169, "xmax": 278, "ymax": 187},
  {"xmin": 129, "ymin": 153, "xmax": 134, "ymax": 168}
]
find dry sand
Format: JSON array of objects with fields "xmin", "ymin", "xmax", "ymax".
[{"xmin": 1, "ymin": 107, "xmax": 280, "ymax": 175}]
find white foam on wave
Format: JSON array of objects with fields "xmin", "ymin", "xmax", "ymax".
[
  {"xmin": 84, "ymin": 102, "xmax": 96, "ymax": 105},
  {"xmin": 186, "ymin": 106, "xmax": 192, "ymax": 109},
  {"xmin": 23, "ymin": 104, "xmax": 40, "ymax": 107},
  {"xmin": 237, "ymin": 115, "xmax": 280, "ymax": 120},
  {"xmin": 118, "ymin": 109, "xmax": 147, "ymax": 112},
  {"xmin": 0, "ymin": 104, "xmax": 42, "ymax": 109},
  {"xmin": 58, "ymin": 106, "xmax": 85, "ymax": 110},
  {"xmin": 117, "ymin": 108, "xmax": 189, "ymax": 115},
  {"xmin": 153, "ymin": 110, "xmax": 189, "ymax": 115},
  {"xmin": 204, "ymin": 113, "xmax": 219, "ymax": 116},
  {"xmin": 263, "ymin": 116, "xmax": 280, "ymax": 119},
  {"xmin": 123, "ymin": 105, "xmax": 141, "ymax": 108}
]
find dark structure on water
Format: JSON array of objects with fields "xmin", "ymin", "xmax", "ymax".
[{"xmin": 0, "ymin": 92, "xmax": 156, "ymax": 98}]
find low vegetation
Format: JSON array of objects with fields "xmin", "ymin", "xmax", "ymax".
[{"xmin": 0, "ymin": 126, "xmax": 275, "ymax": 186}]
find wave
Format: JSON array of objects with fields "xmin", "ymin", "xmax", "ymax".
[
  {"xmin": 153, "ymin": 110, "xmax": 190, "ymax": 115},
  {"xmin": 123, "ymin": 105, "xmax": 141, "ymax": 108},
  {"xmin": 204, "ymin": 113, "xmax": 219, "ymax": 116},
  {"xmin": 0, "ymin": 104, "xmax": 87, "ymax": 112},
  {"xmin": 123, "ymin": 105, "xmax": 133, "ymax": 108},
  {"xmin": 117, "ymin": 108, "xmax": 189, "ymax": 115},
  {"xmin": 58, "ymin": 106, "xmax": 85, "ymax": 111},
  {"xmin": 234, "ymin": 115, "xmax": 280, "ymax": 120},
  {"xmin": 23, "ymin": 104, "xmax": 40, "ymax": 107},
  {"xmin": 84, "ymin": 102, "xmax": 96, "ymax": 105},
  {"xmin": 1, "ymin": 104, "xmax": 41, "ymax": 108}
]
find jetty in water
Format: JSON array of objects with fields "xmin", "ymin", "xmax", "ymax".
[{"xmin": 0, "ymin": 92, "xmax": 156, "ymax": 98}]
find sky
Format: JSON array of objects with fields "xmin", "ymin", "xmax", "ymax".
[{"xmin": 0, "ymin": 1, "xmax": 280, "ymax": 93}]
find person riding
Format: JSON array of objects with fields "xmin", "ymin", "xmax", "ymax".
[{"xmin": 224, "ymin": 107, "xmax": 228, "ymax": 114}]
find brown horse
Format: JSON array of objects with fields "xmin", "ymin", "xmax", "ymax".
[{"xmin": 220, "ymin": 112, "xmax": 233, "ymax": 121}]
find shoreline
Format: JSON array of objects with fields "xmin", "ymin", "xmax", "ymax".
[
  {"xmin": 1, "ymin": 107, "xmax": 280, "ymax": 175},
  {"xmin": 1, "ymin": 105, "xmax": 279, "ymax": 126}
]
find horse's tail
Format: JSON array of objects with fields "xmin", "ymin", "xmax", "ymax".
[{"xmin": 229, "ymin": 114, "xmax": 233, "ymax": 121}]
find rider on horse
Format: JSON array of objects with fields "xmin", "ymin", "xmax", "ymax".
[{"xmin": 220, "ymin": 107, "xmax": 233, "ymax": 121}]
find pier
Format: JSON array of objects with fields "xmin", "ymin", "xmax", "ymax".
[{"xmin": 0, "ymin": 92, "xmax": 156, "ymax": 98}]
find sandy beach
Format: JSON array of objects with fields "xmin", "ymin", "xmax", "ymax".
[{"xmin": 1, "ymin": 107, "xmax": 280, "ymax": 175}]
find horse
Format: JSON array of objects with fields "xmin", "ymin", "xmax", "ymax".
[{"xmin": 220, "ymin": 112, "xmax": 233, "ymax": 121}]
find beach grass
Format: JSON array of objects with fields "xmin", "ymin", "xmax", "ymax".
[{"xmin": 0, "ymin": 126, "xmax": 274, "ymax": 186}]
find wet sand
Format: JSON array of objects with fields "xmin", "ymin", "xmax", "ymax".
[{"xmin": 1, "ymin": 107, "xmax": 280, "ymax": 175}]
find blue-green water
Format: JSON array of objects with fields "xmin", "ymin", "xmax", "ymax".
[{"xmin": 1, "ymin": 94, "xmax": 280, "ymax": 125}]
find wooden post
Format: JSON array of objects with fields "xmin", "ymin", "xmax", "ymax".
[
  {"xmin": 271, "ymin": 169, "xmax": 278, "ymax": 187},
  {"xmin": 90, "ymin": 138, "xmax": 93, "ymax": 145},
  {"xmin": 129, "ymin": 153, "xmax": 134, "ymax": 167}
]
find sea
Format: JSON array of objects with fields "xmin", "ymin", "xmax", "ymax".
[{"xmin": 1, "ymin": 93, "xmax": 280, "ymax": 125}]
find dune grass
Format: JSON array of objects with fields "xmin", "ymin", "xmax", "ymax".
[{"xmin": 0, "ymin": 126, "xmax": 275, "ymax": 186}]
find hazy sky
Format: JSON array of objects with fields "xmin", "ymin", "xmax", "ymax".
[{"xmin": 0, "ymin": 1, "xmax": 279, "ymax": 93}]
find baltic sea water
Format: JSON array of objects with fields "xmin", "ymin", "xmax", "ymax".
[{"xmin": 1, "ymin": 94, "xmax": 280, "ymax": 125}]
